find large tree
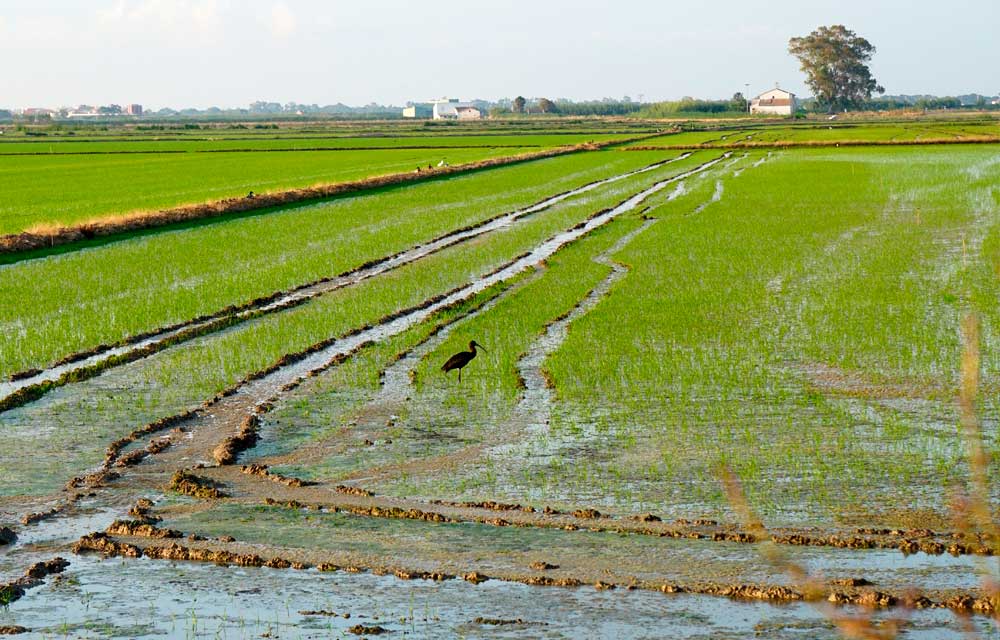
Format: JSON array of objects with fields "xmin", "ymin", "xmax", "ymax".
[
  {"xmin": 788, "ymin": 25, "xmax": 884, "ymax": 112},
  {"xmin": 538, "ymin": 98, "xmax": 557, "ymax": 113},
  {"xmin": 513, "ymin": 96, "xmax": 527, "ymax": 113}
]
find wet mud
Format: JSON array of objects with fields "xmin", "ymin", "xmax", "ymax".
[
  {"xmin": 66, "ymin": 528, "xmax": 1000, "ymax": 617},
  {"xmin": 0, "ymin": 557, "xmax": 69, "ymax": 607}
]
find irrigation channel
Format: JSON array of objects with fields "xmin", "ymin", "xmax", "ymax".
[
  {"xmin": 4, "ymin": 150, "xmax": 997, "ymax": 638},
  {"xmin": 0, "ymin": 153, "xmax": 694, "ymax": 412}
]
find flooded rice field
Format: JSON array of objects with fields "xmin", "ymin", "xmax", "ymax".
[{"xmin": 3, "ymin": 145, "xmax": 1000, "ymax": 637}]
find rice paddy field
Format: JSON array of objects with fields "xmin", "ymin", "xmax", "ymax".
[{"xmin": 1, "ymin": 120, "xmax": 999, "ymax": 638}]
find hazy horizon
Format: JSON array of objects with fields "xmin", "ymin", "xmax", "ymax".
[{"xmin": 3, "ymin": 0, "xmax": 998, "ymax": 110}]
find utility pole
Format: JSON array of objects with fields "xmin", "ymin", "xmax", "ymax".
[{"xmin": 745, "ymin": 83, "xmax": 750, "ymax": 115}]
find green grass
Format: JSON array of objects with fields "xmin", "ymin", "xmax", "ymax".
[
  {"xmin": 0, "ymin": 153, "xmax": 705, "ymax": 496},
  {"xmin": 0, "ymin": 147, "xmax": 540, "ymax": 235},
  {"xmin": 5, "ymin": 136, "xmax": 998, "ymax": 530},
  {"xmin": 539, "ymin": 146, "xmax": 1000, "ymax": 520},
  {"xmin": 637, "ymin": 122, "xmax": 1000, "ymax": 148},
  {"xmin": 0, "ymin": 150, "xmax": 682, "ymax": 377},
  {"xmin": 0, "ymin": 133, "xmax": 632, "ymax": 155},
  {"xmin": 259, "ymin": 145, "xmax": 1000, "ymax": 525}
]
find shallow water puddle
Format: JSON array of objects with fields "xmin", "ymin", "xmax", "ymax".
[{"xmin": 4, "ymin": 555, "xmax": 983, "ymax": 639}]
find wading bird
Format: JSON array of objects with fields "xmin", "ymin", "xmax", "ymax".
[{"xmin": 441, "ymin": 341, "xmax": 485, "ymax": 382}]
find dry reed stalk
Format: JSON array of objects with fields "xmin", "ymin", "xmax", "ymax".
[
  {"xmin": 720, "ymin": 468, "xmax": 907, "ymax": 639},
  {"xmin": 952, "ymin": 313, "xmax": 1000, "ymax": 635}
]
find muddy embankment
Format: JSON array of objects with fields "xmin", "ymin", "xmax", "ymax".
[
  {"xmin": 0, "ymin": 153, "xmax": 690, "ymax": 416},
  {"xmin": 71, "ymin": 518, "xmax": 999, "ymax": 617},
  {"xmin": 0, "ymin": 134, "xmax": 661, "ymax": 256}
]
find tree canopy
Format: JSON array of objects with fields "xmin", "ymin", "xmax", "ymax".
[{"xmin": 788, "ymin": 25, "xmax": 884, "ymax": 112}]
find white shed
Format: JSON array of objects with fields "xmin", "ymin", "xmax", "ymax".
[
  {"xmin": 432, "ymin": 99, "xmax": 482, "ymax": 120},
  {"xmin": 750, "ymin": 88, "xmax": 797, "ymax": 116}
]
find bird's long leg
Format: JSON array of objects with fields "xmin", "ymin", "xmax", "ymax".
[{"xmin": 458, "ymin": 368, "xmax": 462, "ymax": 383}]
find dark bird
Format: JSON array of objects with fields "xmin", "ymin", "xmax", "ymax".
[{"xmin": 441, "ymin": 341, "xmax": 485, "ymax": 382}]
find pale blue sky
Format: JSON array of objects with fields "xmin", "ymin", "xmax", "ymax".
[{"xmin": 1, "ymin": 0, "xmax": 997, "ymax": 109}]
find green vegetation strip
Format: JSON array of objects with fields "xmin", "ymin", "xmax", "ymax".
[
  {"xmin": 0, "ymin": 154, "xmax": 705, "ymax": 496},
  {"xmin": 0, "ymin": 150, "xmax": 682, "ymax": 378}
]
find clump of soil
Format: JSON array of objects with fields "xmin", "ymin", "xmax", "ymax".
[
  {"xmin": 343, "ymin": 504, "xmax": 453, "ymax": 524},
  {"xmin": 213, "ymin": 414, "xmax": 260, "ymax": 465},
  {"xmin": 115, "ymin": 438, "xmax": 171, "ymax": 468},
  {"xmin": 168, "ymin": 470, "xmax": 227, "ymax": 499},
  {"xmin": 20, "ymin": 506, "xmax": 62, "ymax": 525},
  {"xmin": 128, "ymin": 498, "xmax": 160, "ymax": 522},
  {"xmin": 706, "ymin": 584, "xmax": 801, "ymax": 601},
  {"xmin": 463, "ymin": 572, "xmax": 489, "ymax": 585},
  {"xmin": 572, "ymin": 508, "xmax": 604, "ymax": 519},
  {"xmin": 832, "ymin": 578, "xmax": 873, "ymax": 587},
  {"xmin": 336, "ymin": 485, "xmax": 374, "ymax": 497},
  {"xmin": 393, "ymin": 569, "xmax": 451, "ymax": 581},
  {"xmin": 529, "ymin": 561, "xmax": 558, "ymax": 571},
  {"xmin": 348, "ymin": 624, "xmax": 388, "ymax": 635},
  {"xmin": 474, "ymin": 618, "xmax": 527, "ymax": 626},
  {"xmin": 0, "ymin": 527, "xmax": 16, "ymax": 545},
  {"xmin": 432, "ymin": 499, "xmax": 533, "ymax": 513},
  {"xmin": 240, "ymin": 464, "xmax": 313, "ymax": 487},
  {"xmin": 521, "ymin": 576, "xmax": 582, "ymax": 587},
  {"xmin": 73, "ymin": 532, "xmax": 142, "ymax": 558},
  {"xmin": 104, "ymin": 411, "xmax": 196, "ymax": 467},
  {"xmin": 105, "ymin": 520, "xmax": 181, "ymax": 539},
  {"xmin": 300, "ymin": 610, "xmax": 350, "ymax": 618},
  {"xmin": 0, "ymin": 557, "xmax": 70, "ymax": 607},
  {"xmin": 0, "ymin": 626, "xmax": 29, "ymax": 635},
  {"xmin": 66, "ymin": 470, "xmax": 119, "ymax": 490}
]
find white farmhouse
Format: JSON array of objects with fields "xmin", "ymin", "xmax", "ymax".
[
  {"xmin": 432, "ymin": 98, "xmax": 483, "ymax": 120},
  {"xmin": 750, "ymin": 88, "xmax": 797, "ymax": 116}
]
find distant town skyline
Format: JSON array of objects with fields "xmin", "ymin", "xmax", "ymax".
[{"xmin": 2, "ymin": 0, "xmax": 998, "ymax": 110}]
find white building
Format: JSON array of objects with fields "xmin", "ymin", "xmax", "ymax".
[
  {"xmin": 432, "ymin": 98, "xmax": 483, "ymax": 120},
  {"xmin": 750, "ymin": 88, "xmax": 797, "ymax": 116}
]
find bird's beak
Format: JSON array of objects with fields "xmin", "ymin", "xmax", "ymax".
[{"xmin": 477, "ymin": 343, "xmax": 487, "ymax": 352}]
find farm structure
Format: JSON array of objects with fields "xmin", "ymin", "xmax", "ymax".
[
  {"xmin": 402, "ymin": 103, "xmax": 433, "ymax": 118},
  {"xmin": 433, "ymin": 98, "xmax": 484, "ymax": 120},
  {"xmin": 750, "ymin": 88, "xmax": 797, "ymax": 115}
]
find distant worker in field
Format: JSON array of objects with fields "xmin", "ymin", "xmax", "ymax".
[
  {"xmin": 246, "ymin": 191, "xmax": 255, "ymax": 199},
  {"xmin": 441, "ymin": 340, "xmax": 485, "ymax": 383},
  {"xmin": 437, "ymin": 159, "xmax": 448, "ymax": 167}
]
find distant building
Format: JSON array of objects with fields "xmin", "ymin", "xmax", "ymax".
[
  {"xmin": 66, "ymin": 107, "xmax": 101, "ymax": 118},
  {"xmin": 22, "ymin": 108, "xmax": 57, "ymax": 117},
  {"xmin": 126, "ymin": 104, "xmax": 143, "ymax": 116},
  {"xmin": 403, "ymin": 104, "xmax": 433, "ymax": 119},
  {"xmin": 455, "ymin": 105, "xmax": 482, "ymax": 120},
  {"xmin": 750, "ymin": 88, "xmax": 797, "ymax": 116},
  {"xmin": 431, "ymin": 98, "xmax": 483, "ymax": 120}
]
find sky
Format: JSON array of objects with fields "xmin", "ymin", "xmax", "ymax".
[{"xmin": 1, "ymin": 0, "xmax": 998, "ymax": 109}]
